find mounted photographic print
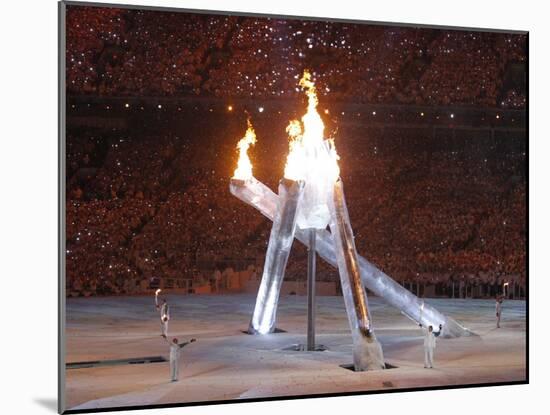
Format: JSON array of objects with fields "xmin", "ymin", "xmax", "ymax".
[{"xmin": 59, "ymin": 1, "xmax": 528, "ymax": 413}]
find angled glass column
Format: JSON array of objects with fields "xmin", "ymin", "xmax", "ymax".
[
  {"xmin": 246, "ymin": 178, "xmax": 305, "ymax": 334},
  {"xmin": 329, "ymin": 179, "xmax": 385, "ymax": 371}
]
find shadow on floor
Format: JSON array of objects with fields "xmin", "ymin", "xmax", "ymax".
[{"xmin": 34, "ymin": 398, "xmax": 57, "ymax": 413}]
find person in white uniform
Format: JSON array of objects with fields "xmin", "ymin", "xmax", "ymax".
[
  {"xmin": 496, "ymin": 295, "xmax": 504, "ymax": 328},
  {"xmin": 158, "ymin": 299, "xmax": 170, "ymax": 337},
  {"xmin": 162, "ymin": 335, "xmax": 196, "ymax": 381},
  {"xmin": 419, "ymin": 323, "xmax": 442, "ymax": 369},
  {"xmin": 155, "ymin": 291, "xmax": 161, "ymax": 310}
]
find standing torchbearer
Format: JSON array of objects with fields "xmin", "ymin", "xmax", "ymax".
[
  {"xmin": 159, "ymin": 298, "xmax": 170, "ymax": 337},
  {"xmin": 154, "ymin": 288, "xmax": 161, "ymax": 310},
  {"xmin": 496, "ymin": 294, "xmax": 504, "ymax": 328},
  {"xmin": 420, "ymin": 323, "xmax": 442, "ymax": 368},
  {"xmin": 162, "ymin": 335, "xmax": 196, "ymax": 382}
]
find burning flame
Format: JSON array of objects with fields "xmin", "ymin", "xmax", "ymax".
[
  {"xmin": 284, "ymin": 70, "xmax": 340, "ymax": 182},
  {"xmin": 233, "ymin": 119, "xmax": 257, "ymax": 180},
  {"xmin": 155, "ymin": 289, "xmax": 161, "ymax": 296}
]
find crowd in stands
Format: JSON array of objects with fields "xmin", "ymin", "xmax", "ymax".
[
  {"xmin": 66, "ymin": 198, "xmax": 155, "ymax": 295},
  {"xmin": 66, "ymin": 6, "xmax": 526, "ymax": 108},
  {"xmin": 501, "ymin": 89, "xmax": 527, "ymax": 109},
  {"xmin": 65, "ymin": 6, "xmax": 526, "ymax": 297},
  {"xmin": 65, "ymin": 110, "xmax": 526, "ymax": 297}
]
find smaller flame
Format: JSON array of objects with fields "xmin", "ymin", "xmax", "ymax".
[
  {"xmin": 155, "ymin": 289, "xmax": 161, "ymax": 296},
  {"xmin": 233, "ymin": 119, "xmax": 257, "ymax": 180},
  {"xmin": 503, "ymin": 282, "xmax": 509, "ymax": 287}
]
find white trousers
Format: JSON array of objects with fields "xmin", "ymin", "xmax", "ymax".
[
  {"xmin": 170, "ymin": 358, "xmax": 179, "ymax": 381},
  {"xmin": 161, "ymin": 320, "xmax": 169, "ymax": 337},
  {"xmin": 424, "ymin": 347, "xmax": 434, "ymax": 368},
  {"xmin": 496, "ymin": 313, "xmax": 501, "ymax": 328}
]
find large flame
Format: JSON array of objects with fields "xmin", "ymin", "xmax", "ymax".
[
  {"xmin": 233, "ymin": 119, "xmax": 257, "ymax": 180},
  {"xmin": 284, "ymin": 70, "xmax": 340, "ymax": 182}
]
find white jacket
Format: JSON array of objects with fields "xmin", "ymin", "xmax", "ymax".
[
  {"xmin": 164, "ymin": 337, "xmax": 191, "ymax": 362},
  {"xmin": 161, "ymin": 303, "xmax": 170, "ymax": 321},
  {"xmin": 421, "ymin": 325, "xmax": 440, "ymax": 349}
]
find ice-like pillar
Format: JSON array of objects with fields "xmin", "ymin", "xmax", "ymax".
[
  {"xmin": 306, "ymin": 229, "xmax": 316, "ymax": 350},
  {"xmin": 229, "ymin": 177, "xmax": 472, "ymax": 338},
  {"xmin": 329, "ymin": 179, "xmax": 385, "ymax": 371},
  {"xmin": 247, "ymin": 178, "xmax": 305, "ymax": 334}
]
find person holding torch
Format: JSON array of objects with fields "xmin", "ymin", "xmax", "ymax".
[
  {"xmin": 496, "ymin": 294, "xmax": 504, "ymax": 328},
  {"xmin": 155, "ymin": 289, "xmax": 170, "ymax": 336},
  {"xmin": 419, "ymin": 322, "xmax": 443, "ymax": 369},
  {"xmin": 418, "ymin": 302, "xmax": 443, "ymax": 368},
  {"xmin": 160, "ymin": 299, "xmax": 170, "ymax": 337},
  {"xmin": 154, "ymin": 288, "xmax": 162, "ymax": 310}
]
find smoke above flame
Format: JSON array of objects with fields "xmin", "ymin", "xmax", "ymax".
[
  {"xmin": 284, "ymin": 70, "xmax": 340, "ymax": 183},
  {"xmin": 233, "ymin": 119, "xmax": 257, "ymax": 180}
]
